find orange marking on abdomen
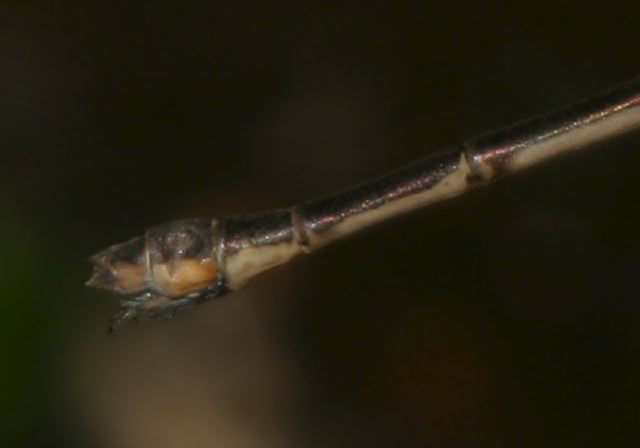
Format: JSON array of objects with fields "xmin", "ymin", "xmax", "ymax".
[
  {"xmin": 110, "ymin": 263, "xmax": 148, "ymax": 294},
  {"xmin": 151, "ymin": 258, "xmax": 219, "ymax": 296}
]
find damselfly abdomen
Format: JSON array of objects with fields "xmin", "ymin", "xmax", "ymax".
[{"xmin": 87, "ymin": 75, "xmax": 640, "ymax": 331}]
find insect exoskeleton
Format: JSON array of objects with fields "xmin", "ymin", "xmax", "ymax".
[
  {"xmin": 87, "ymin": 236, "xmax": 149, "ymax": 294},
  {"xmin": 87, "ymin": 220, "xmax": 221, "ymax": 298}
]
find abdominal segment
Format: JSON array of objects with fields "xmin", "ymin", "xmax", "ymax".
[
  {"xmin": 150, "ymin": 258, "xmax": 219, "ymax": 296},
  {"xmin": 86, "ymin": 236, "xmax": 148, "ymax": 294},
  {"xmin": 88, "ymin": 219, "xmax": 221, "ymax": 299}
]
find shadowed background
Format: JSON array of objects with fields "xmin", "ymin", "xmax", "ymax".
[{"xmin": 2, "ymin": 1, "xmax": 640, "ymax": 447}]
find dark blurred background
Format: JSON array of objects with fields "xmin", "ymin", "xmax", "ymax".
[{"xmin": 2, "ymin": 1, "xmax": 640, "ymax": 447}]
